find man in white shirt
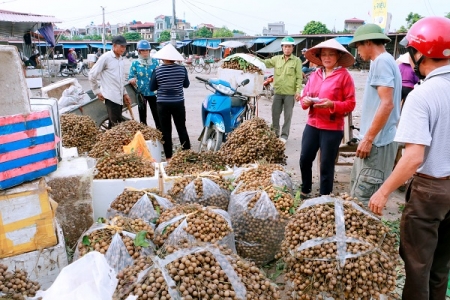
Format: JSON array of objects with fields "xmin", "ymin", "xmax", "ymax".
[
  {"xmin": 368, "ymin": 17, "xmax": 450, "ymax": 300},
  {"xmin": 89, "ymin": 35, "xmax": 131, "ymax": 128}
]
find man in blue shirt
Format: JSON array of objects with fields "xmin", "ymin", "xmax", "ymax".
[
  {"xmin": 128, "ymin": 40, "xmax": 160, "ymax": 128},
  {"xmin": 348, "ymin": 24, "xmax": 402, "ymax": 204}
]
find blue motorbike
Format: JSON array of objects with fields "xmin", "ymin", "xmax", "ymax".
[{"xmin": 196, "ymin": 76, "xmax": 257, "ymax": 151}]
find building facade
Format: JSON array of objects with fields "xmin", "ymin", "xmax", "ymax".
[
  {"xmin": 262, "ymin": 22, "xmax": 288, "ymax": 36},
  {"xmin": 344, "ymin": 18, "xmax": 365, "ymax": 33}
]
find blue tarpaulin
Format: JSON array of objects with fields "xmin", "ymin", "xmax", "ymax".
[
  {"xmin": 334, "ymin": 37, "xmax": 353, "ymax": 45},
  {"xmin": 62, "ymin": 43, "xmax": 88, "ymax": 49},
  {"xmin": 192, "ymin": 39, "xmax": 207, "ymax": 47},
  {"xmin": 206, "ymin": 39, "xmax": 221, "ymax": 49},
  {"xmin": 37, "ymin": 23, "xmax": 56, "ymax": 47},
  {"xmin": 89, "ymin": 43, "xmax": 112, "ymax": 50},
  {"xmin": 253, "ymin": 37, "xmax": 276, "ymax": 44}
]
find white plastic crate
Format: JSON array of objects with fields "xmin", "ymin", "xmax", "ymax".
[{"xmin": 92, "ymin": 163, "xmax": 160, "ymax": 220}]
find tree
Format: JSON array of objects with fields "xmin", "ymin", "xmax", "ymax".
[
  {"xmin": 195, "ymin": 27, "xmax": 213, "ymax": 38},
  {"xmin": 213, "ymin": 26, "xmax": 233, "ymax": 38},
  {"xmin": 71, "ymin": 35, "xmax": 83, "ymax": 41},
  {"xmin": 232, "ymin": 29, "xmax": 245, "ymax": 35},
  {"xmin": 158, "ymin": 30, "xmax": 171, "ymax": 43},
  {"xmin": 397, "ymin": 25, "xmax": 408, "ymax": 33},
  {"xmin": 406, "ymin": 12, "xmax": 423, "ymax": 28},
  {"xmin": 302, "ymin": 21, "xmax": 331, "ymax": 35},
  {"xmin": 122, "ymin": 32, "xmax": 141, "ymax": 41},
  {"xmin": 445, "ymin": 12, "xmax": 450, "ymax": 19}
]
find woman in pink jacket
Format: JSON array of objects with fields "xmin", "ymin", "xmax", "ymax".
[{"xmin": 299, "ymin": 39, "xmax": 356, "ymax": 198}]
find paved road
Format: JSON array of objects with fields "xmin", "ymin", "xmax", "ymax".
[{"xmin": 40, "ymin": 59, "xmax": 405, "ymax": 219}]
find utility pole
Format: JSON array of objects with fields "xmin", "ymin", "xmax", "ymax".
[
  {"xmin": 101, "ymin": 6, "xmax": 106, "ymax": 53},
  {"xmin": 171, "ymin": 0, "xmax": 176, "ymax": 46}
]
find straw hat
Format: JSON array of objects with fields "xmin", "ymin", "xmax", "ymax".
[
  {"xmin": 153, "ymin": 43, "xmax": 184, "ymax": 61},
  {"xmin": 305, "ymin": 39, "xmax": 355, "ymax": 68},
  {"xmin": 396, "ymin": 52, "xmax": 410, "ymax": 64}
]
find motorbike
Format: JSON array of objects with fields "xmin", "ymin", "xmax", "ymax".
[
  {"xmin": 59, "ymin": 57, "xmax": 89, "ymax": 77},
  {"xmin": 197, "ymin": 76, "xmax": 257, "ymax": 151}
]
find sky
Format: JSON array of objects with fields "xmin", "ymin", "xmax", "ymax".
[{"xmin": 1, "ymin": 0, "xmax": 450, "ymax": 35}]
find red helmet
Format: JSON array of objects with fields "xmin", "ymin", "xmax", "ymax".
[{"xmin": 404, "ymin": 16, "xmax": 450, "ymax": 59}]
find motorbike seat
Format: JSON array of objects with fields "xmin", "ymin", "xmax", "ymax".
[{"xmin": 231, "ymin": 96, "xmax": 247, "ymax": 107}]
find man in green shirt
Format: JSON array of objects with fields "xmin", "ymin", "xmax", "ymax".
[{"xmin": 263, "ymin": 36, "xmax": 303, "ymax": 143}]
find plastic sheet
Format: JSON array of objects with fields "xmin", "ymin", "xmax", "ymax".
[
  {"xmin": 107, "ymin": 189, "xmax": 174, "ymax": 223},
  {"xmin": 120, "ymin": 245, "xmax": 246, "ymax": 300},
  {"xmin": 170, "ymin": 175, "xmax": 231, "ymax": 210},
  {"xmin": 154, "ymin": 207, "xmax": 236, "ymax": 252},
  {"xmin": 229, "ymin": 187, "xmax": 288, "ymax": 266},
  {"xmin": 73, "ymin": 223, "xmax": 154, "ymax": 273}
]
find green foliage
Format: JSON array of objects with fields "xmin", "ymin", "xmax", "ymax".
[
  {"xmin": 158, "ymin": 30, "xmax": 171, "ymax": 43},
  {"xmin": 59, "ymin": 35, "xmax": 69, "ymax": 41},
  {"xmin": 134, "ymin": 231, "xmax": 150, "ymax": 247},
  {"xmin": 406, "ymin": 12, "xmax": 423, "ymax": 28},
  {"xmin": 445, "ymin": 12, "xmax": 450, "ymax": 19},
  {"xmin": 195, "ymin": 27, "xmax": 213, "ymax": 38},
  {"xmin": 123, "ymin": 32, "xmax": 141, "ymax": 41},
  {"xmin": 397, "ymin": 25, "xmax": 408, "ymax": 33},
  {"xmin": 302, "ymin": 21, "xmax": 331, "ymax": 35},
  {"xmin": 382, "ymin": 219, "xmax": 400, "ymax": 247},
  {"xmin": 232, "ymin": 29, "xmax": 245, "ymax": 34},
  {"xmin": 85, "ymin": 34, "xmax": 102, "ymax": 41},
  {"xmin": 213, "ymin": 26, "xmax": 233, "ymax": 38},
  {"xmin": 71, "ymin": 35, "xmax": 83, "ymax": 41}
]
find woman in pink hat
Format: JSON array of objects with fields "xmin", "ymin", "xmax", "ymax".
[{"xmin": 299, "ymin": 39, "xmax": 356, "ymax": 198}]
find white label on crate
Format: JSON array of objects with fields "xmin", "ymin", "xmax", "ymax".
[
  {"xmin": 0, "ymin": 194, "xmax": 42, "ymax": 224},
  {"xmin": 6, "ymin": 225, "xmax": 37, "ymax": 245}
]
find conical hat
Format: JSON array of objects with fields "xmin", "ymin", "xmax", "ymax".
[
  {"xmin": 305, "ymin": 39, "xmax": 355, "ymax": 68},
  {"xmin": 153, "ymin": 43, "xmax": 184, "ymax": 61},
  {"xmin": 396, "ymin": 52, "xmax": 410, "ymax": 64}
]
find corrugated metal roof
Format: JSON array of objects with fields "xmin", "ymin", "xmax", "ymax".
[{"xmin": 0, "ymin": 10, "xmax": 61, "ymax": 23}]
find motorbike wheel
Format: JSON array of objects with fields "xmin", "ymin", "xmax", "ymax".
[
  {"xmin": 198, "ymin": 125, "xmax": 223, "ymax": 152},
  {"xmin": 60, "ymin": 67, "xmax": 69, "ymax": 77},
  {"xmin": 81, "ymin": 66, "xmax": 89, "ymax": 77},
  {"xmin": 194, "ymin": 63, "xmax": 204, "ymax": 73},
  {"xmin": 203, "ymin": 63, "xmax": 211, "ymax": 74}
]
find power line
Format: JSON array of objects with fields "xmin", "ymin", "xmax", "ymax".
[
  {"xmin": 62, "ymin": 0, "xmax": 162, "ymax": 25},
  {"xmin": 182, "ymin": 0, "xmax": 258, "ymax": 33}
]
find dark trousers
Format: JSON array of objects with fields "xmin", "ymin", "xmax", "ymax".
[
  {"xmin": 157, "ymin": 101, "xmax": 190, "ymax": 159},
  {"xmin": 299, "ymin": 124, "xmax": 343, "ymax": 195},
  {"xmin": 401, "ymin": 86, "xmax": 414, "ymax": 103},
  {"xmin": 400, "ymin": 176, "xmax": 450, "ymax": 300},
  {"xmin": 139, "ymin": 95, "xmax": 161, "ymax": 130},
  {"xmin": 104, "ymin": 99, "xmax": 123, "ymax": 129}
]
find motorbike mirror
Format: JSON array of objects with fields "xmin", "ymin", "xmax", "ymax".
[{"xmin": 241, "ymin": 79, "xmax": 250, "ymax": 86}]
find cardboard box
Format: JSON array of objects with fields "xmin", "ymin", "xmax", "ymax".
[
  {"xmin": 0, "ymin": 110, "xmax": 58, "ymax": 190},
  {"xmin": 0, "ymin": 220, "xmax": 68, "ymax": 290},
  {"xmin": 0, "ymin": 178, "xmax": 57, "ymax": 258},
  {"xmin": 92, "ymin": 163, "xmax": 160, "ymax": 220}
]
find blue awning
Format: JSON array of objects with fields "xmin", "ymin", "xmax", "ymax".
[
  {"xmin": 334, "ymin": 37, "xmax": 353, "ymax": 45},
  {"xmin": 253, "ymin": 37, "xmax": 276, "ymax": 44},
  {"xmin": 62, "ymin": 43, "xmax": 88, "ymax": 49},
  {"xmin": 192, "ymin": 39, "xmax": 207, "ymax": 47},
  {"xmin": 206, "ymin": 39, "xmax": 221, "ymax": 49},
  {"xmin": 159, "ymin": 40, "xmax": 191, "ymax": 49},
  {"xmin": 89, "ymin": 43, "xmax": 112, "ymax": 50}
]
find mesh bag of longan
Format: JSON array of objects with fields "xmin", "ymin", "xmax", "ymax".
[
  {"xmin": 228, "ymin": 184, "xmax": 294, "ymax": 267},
  {"xmin": 107, "ymin": 188, "xmax": 174, "ymax": 223},
  {"xmin": 154, "ymin": 204, "xmax": 236, "ymax": 253},
  {"xmin": 114, "ymin": 244, "xmax": 281, "ymax": 300},
  {"xmin": 73, "ymin": 223, "xmax": 155, "ymax": 274},
  {"xmin": 280, "ymin": 195, "xmax": 399, "ymax": 299},
  {"xmin": 168, "ymin": 173, "xmax": 231, "ymax": 211}
]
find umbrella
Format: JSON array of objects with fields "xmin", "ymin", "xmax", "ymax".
[{"xmin": 219, "ymin": 41, "xmax": 245, "ymax": 48}]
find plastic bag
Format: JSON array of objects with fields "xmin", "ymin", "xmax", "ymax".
[
  {"xmin": 33, "ymin": 252, "xmax": 117, "ymax": 300},
  {"xmin": 115, "ymin": 245, "xmax": 247, "ymax": 300},
  {"xmin": 169, "ymin": 174, "xmax": 231, "ymax": 210},
  {"xmin": 107, "ymin": 188, "xmax": 174, "ymax": 223},
  {"xmin": 123, "ymin": 131, "xmax": 154, "ymax": 162},
  {"xmin": 58, "ymin": 84, "xmax": 84, "ymax": 109},
  {"xmin": 228, "ymin": 187, "xmax": 289, "ymax": 266},
  {"xmin": 73, "ymin": 223, "xmax": 154, "ymax": 273},
  {"xmin": 154, "ymin": 206, "xmax": 236, "ymax": 252}
]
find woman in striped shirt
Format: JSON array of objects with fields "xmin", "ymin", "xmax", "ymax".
[{"xmin": 150, "ymin": 44, "xmax": 190, "ymax": 161}]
